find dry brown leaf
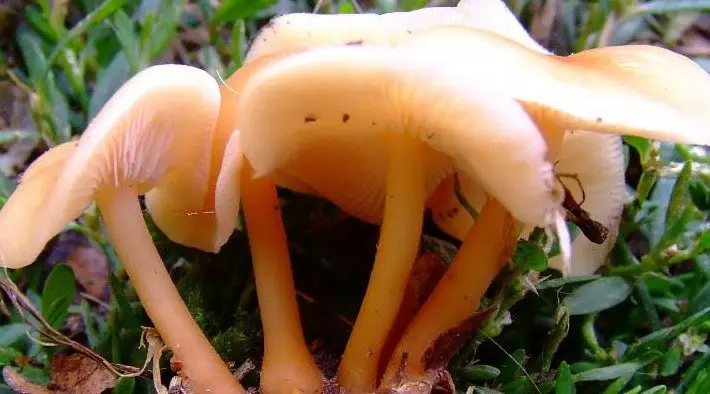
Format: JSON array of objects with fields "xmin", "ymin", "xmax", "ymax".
[
  {"xmin": 49, "ymin": 353, "xmax": 117, "ymax": 393},
  {"xmin": 2, "ymin": 353, "xmax": 116, "ymax": 394}
]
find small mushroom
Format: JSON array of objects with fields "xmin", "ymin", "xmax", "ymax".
[
  {"xmin": 0, "ymin": 65, "xmax": 243, "ymax": 393},
  {"xmin": 236, "ymin": 44, "xmax": 551, "ymax": 392},
  {"xmin": 147, "ymin": 53, "xmax": 324, "ymax": 394}
]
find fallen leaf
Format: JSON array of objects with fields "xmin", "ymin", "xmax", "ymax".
[{"xmin": 49, "ymin": 353, "xmax": 116, "ymax": 393}]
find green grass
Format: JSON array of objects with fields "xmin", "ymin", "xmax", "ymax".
[{"xmin": 0, "ymin": 0, "xmax": 709, "ymax": 393}]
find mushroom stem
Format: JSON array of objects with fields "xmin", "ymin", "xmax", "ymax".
[
  {"xmin": 338, "ymin": 133, "xmax": 426, "ymax": 392},
  {"xmin": 240, "ymin": 162, "xmax": 323, "ymax": 394},
  {"xmin": 380, "ymin": 198, "xmax": 517, "ymax": 387},
  {"xmin": 96, "ymin": 187, "xmax": 243, "ymax": 394}
]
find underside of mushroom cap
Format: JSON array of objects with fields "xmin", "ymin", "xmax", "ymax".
[
  {"xmin": 18, "ymin": 65, "xmax": 220, "ymax": 262},
  {"xmin": 398, "ymin": 26, "xmax": 710, "ymax": 146},
  {"xmin": 213, "ymin": 131, "xmax": 245, "ymax": 248},
  {"xmin": 238, "ymin": 45, "xmax": 554, "ymax": 225},
  {"xmin": 429, "ymin": 131, "xmax": 627, "ymax": 276},
  {"xmin": 146, "ymin": 54, "xmax": 292, "ymax": 252},
  {"xmin": 0, "ymin": 142, "xmax": 77, "ymax": 268}
]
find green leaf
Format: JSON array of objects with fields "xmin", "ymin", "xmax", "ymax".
[
  {"xmin": 624, "ymin": 0, "xmax": 710, "ymax": 19},
  {"xmin": 624, "ymin": 136, "xmax": 651, "ymax": 162},
  {"xmin": 555, "ymin": 362, "xmax": 575, "ymax": 394},
  {"xmin": 639, "ymin": 386, "xmax": 666, "ymax": 394},
  {"xmin": 109, "ymin": 272, "xmax": 139, "ymax": 328},
  {"xmin": 143, "ymin": 0, "xmax": 184, "ymax": 61},
  {"xmin": 497, "ymin": 348, "xmax": 526, "ymax": 383},
  {"xmin": 690, "ymin": 281, "xmax": 710, "ymax": 314},
  {"xmin": 537, "ymin": 275, "xmax": 600, "ymax": 290},
  {"xmin": 679, "ymin": 354, "xmax": 710, "ymax": 393},
  {"xmin": 622, "ymin": 307, "xmax": 710, "ymax": 360},
  {"xmin": 338, "ymin": 1, "xmax": 355, "ymax": 13},
  {"xmin": 44, "ymin": 0, "xmax": 129, "ymax": 73},
  {"xmin": 0, "ymin": 345, "xmax": 24, "ymax": 366},
  {"xmin": 212, "ymin": 0, "xmax": 278, "ymax": 23},
  {"xmin": 659, "ymin": 346, "xmax": 681, "ymax": 377},
  {"xmin": 0, "ymin": 324, "xmax": 28, "ymax": 347},
  {"xmin": 41, "ymin": 264, "xmax": 77, "ymax": 329},
  {"xmin": 111, "ymin": 10, "xmax": 140, "ymax": 73},
  {"xmin": 88, "ymin": 51, "xmax": 131, "ymax": 119},
  {"xmin": 563, "ymin": 277, "xmax": 632, "ymax": 315},
  {"xmin": 513, "ymin": 240, "xmax": 548, "ymax": 271},
  {"xmin": 688, "ymin": 180, "xmax": 710, "ymax": 211},
  {"xmin": 573, "ymin": 363, "xmax": 641, "ymax": 382},
  {"xmin": 113, "ymin": 376, "xmax": 135, "ymax": 394},
  {"xmin": 665, "ymin": 161, "xmax": 692, "ymax": 231},
  {"xmin": 462, "ymin": 365, "xmax": 501, "ymax": 381}
]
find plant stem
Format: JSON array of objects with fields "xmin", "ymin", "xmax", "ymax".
[{"xmin": 97, "ymin": 187, "xmax": 243, "ymax": 394}]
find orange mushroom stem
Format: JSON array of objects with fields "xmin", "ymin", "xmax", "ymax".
[
  {"xmin": 338, "ymin": 133, "xmax": 427, "ymax": 391},
  {"xmin": 381, "ymin": 198, "xmax": 517, "ymax": 388},
  {"xmin": 239, "ymin": 161, "xmax": 323, "ymax": 393}
]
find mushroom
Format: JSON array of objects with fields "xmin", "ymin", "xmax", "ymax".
[
  {"xmin": 376, "ymin": 23, "xmax": 710, "ymax": 390},
  {"xmin": 146, "ymin": 53, "xmax": 324, "ymax": 394},
  {"xmin": 240, "ymin": 1, "xmax": 551, "ymax": 389},
  {"xmin": 0, "ymin": 65, "xmax": 244, "ymax": 394},
  {"xmin": 236, "ymin": 44, "xmax": 552, "ymax": 392}
]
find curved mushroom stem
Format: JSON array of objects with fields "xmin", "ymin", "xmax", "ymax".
[
  {"xmin": 96, "ymin": 187, "xmax": 243, "ymax": 394},
  {"xmin": 338, "ymin": 133, "xmax": 426, "ymax": 392},
  {"xmin": 380, "ymin": 198, "xmax": 517, "ymax": 388},
  {"xmin": 240, "ymin": 162, "xmax": 323, "ymax": 394}
]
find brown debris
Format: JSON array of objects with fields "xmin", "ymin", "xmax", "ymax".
[
  {"xmin": 561, "ymin": 186, "xmax": 609, "ymax": 245},
  {"xmin": 422, "ymin": 306, "xmax": 496, "ymax": 373},
  {"xmin": 2, "ymin": 353, "xmax": 117, "ymax": 394}
]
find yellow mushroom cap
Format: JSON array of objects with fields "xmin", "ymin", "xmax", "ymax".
[
  {"xmin": 238, "ymin": 45, "xmax": 554, "ymax": 225},
  {"xmin": 0, "ymin": 142, "xmax": 77, "ymax": 268},
  {"xmin": 0, "ymin": 65, "xmax": 221, "ymax": 268},
  {"xmin": 398, "ymin": 26, "xmax": 710, "ymax": 146},
  {"xmin": 245, "ymin": 0, "xmax": 546, "ymax": 62},
  {"xmin": 430, "ymin": 131, "xmax": 626, "ymax": 275},
  {"xmin": 146, "ymin": 54, "xmax": 291, "ymax": 252}
]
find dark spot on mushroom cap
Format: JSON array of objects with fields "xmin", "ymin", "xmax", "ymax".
[
  {"xmin": 304, "ymin": 115, "xmax": 317, "ymax": 123},
  {"xmin": 346, "ymin": 40, "xmax": 364, "ymax": 46},
  {"xmin": 342, "ymin": 113, "xmax": 350, "ymax": 123},
  {"xmin": 371, "ymin": 121, "xmax": 377, "ymax": 126}
]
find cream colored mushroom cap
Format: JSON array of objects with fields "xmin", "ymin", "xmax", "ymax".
[
  {"xmin": 238, "ymin": 45, "xmax": 554, "ymax": 225},
  {"xmin": 146, "ymin": 55, "xmax": 292, "ymax": 253},
  {"xmin": 0, "ymin": 142, "xmax": 77, "ymax": 268},
  {"xmin": 0, "ymin": 65, "xmax": 221, "ymax": 268},
  {"xmin": 245, "ymin": 0, "xmax": 546, "ymax": 62},
  {"xmin": 398, "ymin": 26, "xmax": 710, "ymax": 146},
  {"xmin": 429, "ymin": 131, "xmax": 626, "ymax": 276}
]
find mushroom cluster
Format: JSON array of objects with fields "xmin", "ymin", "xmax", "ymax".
[{"xmin": 1, "ymin": 0, "xmax": 709, "ymax": 393}]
